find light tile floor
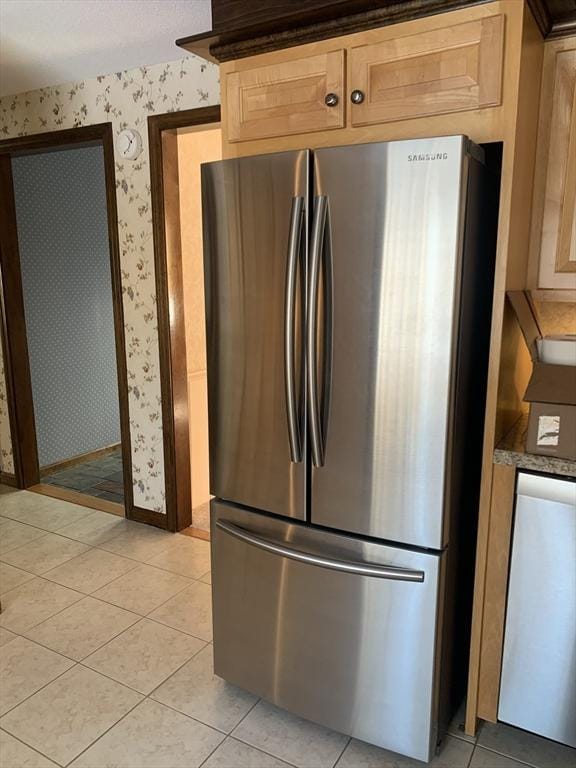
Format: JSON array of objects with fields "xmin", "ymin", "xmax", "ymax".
[{"xmin": 1, "ymin": 484, "xmax": 575, "ymax": 768}]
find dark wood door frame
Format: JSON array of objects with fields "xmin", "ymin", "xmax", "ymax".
[
  {"xmin": 0, "ymin": 123, "xmax": 138, "ymax": 520},
  {"xmin": 148, "ymin": 105, "xmax": 221, "ymax": 532}
]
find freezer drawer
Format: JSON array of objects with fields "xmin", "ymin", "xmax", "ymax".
[
  {"xmin": 211, "ymin": 500, "xmax": 444, "ymax": 762},
  {"xmin": 499, "ymin": 473, "xmax": 576, "ymax": 747}
]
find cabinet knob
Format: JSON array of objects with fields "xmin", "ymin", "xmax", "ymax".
[
  {"xmin": 324, "ymin": 93, "xmax": 339, "ymax": 107},
  {"xmin": 350, "ymin": 89, "xmax": 365, "ymax": 104}
]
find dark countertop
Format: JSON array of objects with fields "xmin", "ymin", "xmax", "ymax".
[{"xmin": 494, "ymin": 414, "xmax": 576, "ymax": 478}]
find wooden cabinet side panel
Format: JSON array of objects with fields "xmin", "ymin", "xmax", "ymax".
[
  {"xmin": 348, "ymin": 14, "xmax": 504, "ymax": 126},
  {"xmin": 476, "ymin": 463, "xmax": 516, "ymax": 722},
  {"xmin": 226, "ymin": 49, "xmax": 345, "ymax": 142},
  {"xmin": 466, "ymin": 4, "xmax": 543, "ymax": 737}
]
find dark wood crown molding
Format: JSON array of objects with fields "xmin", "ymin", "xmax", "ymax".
[
  {"xmin": 176, "ymin": 0, "xmax": 576, "ymax": 63},
  {"xmin": 527, "ymin": 0, "xmax": 576, "ymax": 37},
  {"xmin": 178, "ymin": 0, "xmax": 488, "ymax": 63}
]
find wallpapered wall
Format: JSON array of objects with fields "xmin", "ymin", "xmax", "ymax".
[
  {"xmin": 12, "ymin": 146, "xmax": 121, "ymax": 467},
  {"xmin": 0, "ymin": 55, "xmax": 220, "ymax": 512}
]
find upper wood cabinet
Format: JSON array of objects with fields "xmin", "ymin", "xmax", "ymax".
[
  {"xmin": 530, "ymin": 37, "xmax": 576, "ymax": 291},
  {"xmin": 225, "ymin": 50, "xmax": 345, "ymax": 143},
  {"xmin": 348, "ymin": 14, "xmax": 504, "ymax": 126}
]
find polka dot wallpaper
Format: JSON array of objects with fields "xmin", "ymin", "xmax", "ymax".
[
  {"xmin": 12, "ymin": 146, "xmax": 121, "ymax": 468},
  {"xmin": 0, "ymin": 55, "xmax": 220, "ymax": 511}
]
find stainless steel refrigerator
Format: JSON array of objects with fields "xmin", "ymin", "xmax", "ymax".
[{"xmin": 201, "ymin": 136, "xmax": 498, "ymax": 762}]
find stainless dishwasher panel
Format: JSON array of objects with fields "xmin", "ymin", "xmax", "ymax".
[
  {"xmin": 499, "ymin": 472, "xmax": 576, "ymax": 747},
  {"xmin": 211, "ymin": 500, "xmax": 444, "ymax": 763}
]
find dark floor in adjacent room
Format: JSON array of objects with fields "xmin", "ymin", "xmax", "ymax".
[{"xmin": 41, "ymin": 448, "xmax": 124, "ymax": 504}]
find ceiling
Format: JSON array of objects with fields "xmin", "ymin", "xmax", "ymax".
[{"xmin": 0, "ymin": 0, "xmax": 212, "ymax": 98}]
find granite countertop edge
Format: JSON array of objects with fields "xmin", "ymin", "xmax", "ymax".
[{"xmin": 493, "ymin": 414, "xmax": 576, "ymax": 479}]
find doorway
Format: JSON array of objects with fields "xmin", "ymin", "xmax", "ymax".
[
  {"xmin": 148, "ymin": 106, "xmax": 221, "ymax": 534},
  {"xmin": 0, "ymin": 124, "xmax": 131, "ymax": 518}
]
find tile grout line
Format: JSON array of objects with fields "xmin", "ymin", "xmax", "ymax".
[
  {"xmin": 76, "ymin": 618, "xmax": 209, "ymax": 698},
  {"xmin": 0, "ymin": 577, "xmax": 87, "ymax": 634},
  {"xmin": 0, "ymin": 501, "xmax": 97, "ymax": 533},
  {"xmin": 472, "ymin": 742, "xmax": 543, "ymax": 768},
  {"xmin": 2, "ymin": 542, "xmax": 208, "ymax": 649},
  {"xmin": 143, "ymin": 694, "xmax": 232, "ymax": 738},
  {"xmin": 0, "ymin": 727, "xmax": 67, "ymax": 768},
  {"xmin": 143, "ymin": 610, "xmax": 212, "ymax": 643},
  {"xmin": 58, "ymin": 686, "xmax": 145, "ymax": 768},
  {"xmin": 0, "ymin": 659, "xmax": 80, "ymax": 722},
  {"xmin": 85, "ymin": 567, "xmax": 198, "ymax": 623},
  {"xmin": 18, "ymin": 600, "xmax": 143, "ymax": 664},
  {"xmin": 9, "ymin": 520, "xmax": 133, "ymax": 553},
  {"xmin": 77, "ymin": 632, "xmax": 209, "ymax": 700},
  {"xmin": 193, "ymin": 696, "xmax": 302, "ymax": 768},
  {"xmin": 0, "ymin": 502, "xmax": 160, "ymax": 557},
  {"xmin": 144, "ymin": 639, "xmax": 210, "ymax": 701},
  {"xmin": 1, "ymin": 622, "xmax": 560, "ymax": 768},
  {"xmin": 450, "ymin": 729, "xmax": 478, "ymax": 746},
  {"xmin": 195, "ymin": 734, "xmax": 232, "ymax": 768},
  {"xmin": 41, "ymin": 550, "xmax": 142, "ymax": 591},
  {"xmin": 332, "ymin": 736, "xmax": 352, "ymax": 768},
  {"xmin": 0, "ymin": 532, "xmax": 94, "ymax": 572},
  {"xmin": 0, "ymin": 531, "xmax": 51, "ymax": 557},
  {"xmin": 230, "ymin": 724, "xmax": 325, "ymax": 768},
  {"xmin": 32, "ymin": 544, "xmax": 141, "ymax": 585},
  {"xmin": 5, "ymin": 498, "xmax": 326, "ymax": 768},
  {"xmin": 59, "ymin": 644, "xmax": 220, "ymax": 767}
]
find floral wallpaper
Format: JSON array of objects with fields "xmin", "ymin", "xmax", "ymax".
[{"xmin": 0, "ymin": 56, "xmax": 220, "ymax": 512}]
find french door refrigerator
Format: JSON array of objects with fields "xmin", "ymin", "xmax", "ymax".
[{"xmin": 201, "ymin": 136, "xmax": 498, "ymax": 762}]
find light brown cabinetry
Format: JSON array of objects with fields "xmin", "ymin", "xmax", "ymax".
[
  {"xmin": 225, "ymin": 50, "xmax": 345, "ymax": 143},
  {"xmin": 348, "ymin": 14, "xmax": 504, "ymax": 126},
  {"xmin": 529, "ymin": 37, "xmax": 576, "ymax": 291},
  {"xmin": 223, "ymin": 12, "xmax": 505, "ymax": 145}
]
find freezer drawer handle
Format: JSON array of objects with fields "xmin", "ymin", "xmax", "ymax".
[
  {"xmin": 216, "ymin": 520, "xmax": 425, "ymax": 582},
  {"xmin": 285, "ymin": 196, "xmax": 304, "ymax": 463}
]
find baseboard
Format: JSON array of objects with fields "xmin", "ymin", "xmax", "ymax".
[
  {"xmin": 129, "ymin": 505, "xmax": 169, "ymax": 530},
  {"xmin": 0, "ymin": 472, "xmax": 17, "ymax": 487},
  {"xmin": 180, "ymin": 526, "xmax": 211, "ymax": 541},
  {"xmin": 30, "ymin": 483, "xmax": 124, "ymax": 517},
  {"xmin": 39, "ymin": 443, "xmax": 121, "ymax": 476}
]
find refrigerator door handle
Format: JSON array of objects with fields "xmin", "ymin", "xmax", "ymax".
[
  {"xmin": 216, "ymin": 519, "xmax": 426, "ymax": 582},
  {"xmin": 284, "ymin": 196, "xmax": 304, "ymax": 463},
  {"xmin": 308, "ymin": 195, "xmax": 327, "ymax": 467}
]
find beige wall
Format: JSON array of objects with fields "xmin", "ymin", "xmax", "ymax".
[{"xmin": 177, "ymin": 127, "xmax": 222, "ymax": 510}]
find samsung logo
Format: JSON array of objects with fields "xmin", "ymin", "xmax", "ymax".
[{"xmin": 408, "ymin": 152, "xmax": 449, "ymax": 162}]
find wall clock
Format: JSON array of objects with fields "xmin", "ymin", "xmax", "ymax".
[{"xmin": 116, "ymin": 128, "xmax": 142, "ymax": 160}]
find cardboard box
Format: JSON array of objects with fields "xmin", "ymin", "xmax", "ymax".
[{"xmin": 507, "ymin": 291, "xmax": 576, "ymax": 461}]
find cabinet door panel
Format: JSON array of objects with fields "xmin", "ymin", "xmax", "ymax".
[
  {"xmin": 226, "ymin": 50, "xmax": 345, "ymax": 142},
  {"xmin": 531, "ymin": 40, "xmax": 576, "ymax": 290},
  {"xmin": 349, "ymin": 14, "xmax": 504, "ymax": 126},
  {"xmin": 548, "ymin": 52, "xmax": 576, "ymax": 276}
]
